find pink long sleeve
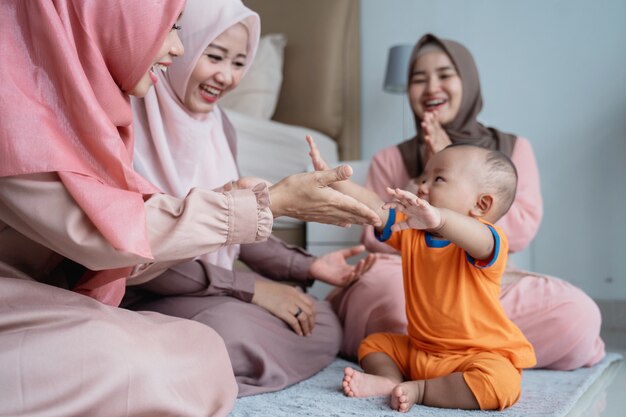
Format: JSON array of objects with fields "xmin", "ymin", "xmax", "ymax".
[
  {"xmin": 0, "ymin": 173, "xmax": 272, "ymax": 278},
  {"xmin": 495, "ymin": 137, "xmax": 543, "ymax": 253}
]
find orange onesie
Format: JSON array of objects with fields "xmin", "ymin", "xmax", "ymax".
[{"xmin": 359, "ymin": 210, "xmax": 536, "ymax": 410}]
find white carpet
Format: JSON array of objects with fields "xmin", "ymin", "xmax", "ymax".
[{"xmin": 229, "ymin": 353, "xmax": 623, "ymax": 417}]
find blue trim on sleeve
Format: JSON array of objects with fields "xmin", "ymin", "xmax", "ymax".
[
  {"xmin": 425, "ymin": 233, "xmax": 451, "ymax": 248},
  {"xmin": 466, "ymin": 224, "xmax": 501, "ymax": 268},
  {"xmin": 375, "ymin": 208, "xmax": 396, "ymax": 242}
]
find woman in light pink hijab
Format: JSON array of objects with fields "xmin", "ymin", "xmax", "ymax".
[{"xmin": 128, "ymin": 0, "xmax": 375, "ymax": 396}]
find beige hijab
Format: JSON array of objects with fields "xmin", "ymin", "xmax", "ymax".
[
  {"xmin": 398, "ymin": 33, "xmax": 517, "ymax": 178},
  {"xmin": 132, "ymin": 0, "xmax": 260, "ymax": 270}
]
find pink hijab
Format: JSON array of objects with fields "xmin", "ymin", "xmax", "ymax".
[
  {"xmin": 132, "ymin": 0, "xmax": 260, "ymax": 270},
  {"xmin": 0, "ymin": 0, "xmax": 185, "ymax": 305}
]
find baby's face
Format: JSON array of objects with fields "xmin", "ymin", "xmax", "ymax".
[{"xmin": 414, "ymin": 147, "xmax": 484, "ymax": 216}]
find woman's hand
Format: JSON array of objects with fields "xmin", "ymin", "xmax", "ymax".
[
  {"xmin": 421, "ymin": 111, "xmax": 452, "ymax": 162},
  {"xmin": 236, "ymin": 176, "xmax": 273, "ymax": 189},
  {"xmin": 223, "ymin": 176, "xmax": 272, "ymax": 190},
  {"xmin": 308, "ymin": 245, "xmax": 377, "ymax": 287},
  {"xmin": 269, "ymin": 166, "xmax": 382, "ymax": 228},
  {"xmin": 251, "ymin": 280, "xmax": 316, "ymax": 336},
  {"xmin": 306, "ymin": 134, "xmax": 331, "ymax": 171}
]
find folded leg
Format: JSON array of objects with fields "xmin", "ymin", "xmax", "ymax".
[{"xmin": 0, "ymin": 278, "xmax": 237, "ymax": 417}]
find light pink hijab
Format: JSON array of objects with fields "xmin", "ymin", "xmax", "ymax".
[
  {"xmin": 132, "ymin": 0, "xmax": 260, "ymax": 270},
  {"xmin": 0, "ymin": 0, "xmax": 185, "ymax": 305}
]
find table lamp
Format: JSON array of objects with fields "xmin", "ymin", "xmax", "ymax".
[{"xmin": 383, "ymin": 44, "xmax": 413, "ymax": 137}]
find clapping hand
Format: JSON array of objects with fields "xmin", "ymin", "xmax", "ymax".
[
  {"xmin": 421, "ymin": 111, "xmax": 452, "ymax": 162},
  {"xmin": 269, "ymin": 167, "xmax": 381, "ymax": 227},
  {"xmin": 384, "ymin": 187, "xmax": 442, "ymax": 231},
  {"xmin": 269, "ymin": 136, "xmax": 381, "ymax": 227},
  {"xmin": 308, "ymin": 245, "xmax": 376, "ymax": 287}
]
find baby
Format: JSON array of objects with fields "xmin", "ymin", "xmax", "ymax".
[{"xmin": 307, "ymin": 137, "xmax": 536, "ymax": 412}]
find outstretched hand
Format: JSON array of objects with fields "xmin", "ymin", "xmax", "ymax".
[
  {"xmin": 421, "ymin": 111, "xmax": 452, "ymax": 162},
  {"xmin": 269, "ymin": 165, "xmax": 382, "ymax": 228},
  {"xmin": 309, "ymin": 245, "xmax": 376, "ymax": 287},
  {"xmin": 384, "ymin": 187, "xmax": 442, "ymax": 231}
]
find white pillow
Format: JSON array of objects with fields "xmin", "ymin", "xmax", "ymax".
[{"xmin": 219, "ymin": 33, "xmax": 286, "ymax": 120}]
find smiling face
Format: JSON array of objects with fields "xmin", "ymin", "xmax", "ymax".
[
  {"xmin": 408, "ymin": 50, "xmax": 463, "ymax": 126},
  {"xmin": 128, "ymin": 19, "xmax": 184, "ymax": 97},
  {"xmin": 183, "ymin": 23, "xmax": 249, "ymax": 114},
  {"xmin": 415, "ymin": 146, "xmax": 484, "ymax": 216}
]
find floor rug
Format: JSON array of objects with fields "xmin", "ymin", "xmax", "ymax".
[{"xmin": 230, "ymin": 352, "xmax": 622, "ymax": 417}]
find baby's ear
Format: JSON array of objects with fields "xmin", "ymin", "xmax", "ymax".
[{"xmin": 470, "ymin": 194, "xmax": 494, "ymax": 218}]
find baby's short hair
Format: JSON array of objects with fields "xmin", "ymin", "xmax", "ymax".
[
  {"xmin": 483, "ymin": 149, "xmax": 518, "ymax": 221},
  {"xmin": 446, "ymin": 143, "xmax": 518, "ymax": 222}
]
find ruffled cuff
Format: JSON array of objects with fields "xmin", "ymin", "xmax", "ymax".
[{"xmin": 226, "ymin": 183, "xmax": 272, "ymax": 245}]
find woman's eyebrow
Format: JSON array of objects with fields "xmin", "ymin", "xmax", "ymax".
[
  {"xmin": 412, "ymin": 65, "xmax": 455, "ymax": 76},
  {"xmin": 207, "ymin": 43, "xmax": 247, "ymax": 59},
  {"xmin": 208, "ymin": 43, "xmax": 228, "ymax": 53}
]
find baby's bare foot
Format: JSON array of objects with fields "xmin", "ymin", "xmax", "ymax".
[
  {"xmin": 342, "ymin": 367, "xmax": 396, "ymax": 398},
  {"xmin": 390, "ymin": 381, "xmax": 423, "ymax": 413}
]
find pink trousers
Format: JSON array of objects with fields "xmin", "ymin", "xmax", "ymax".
[
  {"xmin": 0, "ymin": 278, "xmax": 238, "ymax": 417},
  {"xmin": 328, "ymin": 255, "xmax": 606, "ymax": 370}
]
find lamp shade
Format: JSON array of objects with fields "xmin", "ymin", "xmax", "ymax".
[{"xmin": 383, "ymin": 44, "xmax": 413, "ymax": 93}]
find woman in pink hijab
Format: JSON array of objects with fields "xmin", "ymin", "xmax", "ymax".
[
  {"xmin": 127, "ymin": 0, "xmax": 375, "ymax": 396},
  {"xmin": 0, "ymin": 2, "xmax": 242, "ymax": 416},
  {"xmin": 328, "ymin": 34, "xmax": 605, "ymax": 372},
  {"xmin": 0, "ymin": 1, "xmax": 378, "ymax": 416}
]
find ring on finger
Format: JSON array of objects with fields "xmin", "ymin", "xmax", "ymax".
[{"xmin": 294, "ymin": 307, "xmax": 303, "ymax": 318}]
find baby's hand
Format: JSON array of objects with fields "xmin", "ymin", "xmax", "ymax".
[
  {"xmin": 384, "ymin": 187, "xmax": 441, "ymax": 231},
  {"xmin": 306, "ymin": 135, "xmax": 331, "ymax": 171}
]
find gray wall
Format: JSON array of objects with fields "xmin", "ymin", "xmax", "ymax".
[{"xmin": 360, "ymin": 0, "xmax": 626, "ymax": 300}]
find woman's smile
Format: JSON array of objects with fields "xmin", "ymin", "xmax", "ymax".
[
  {"xmin": 198, "ymin": 83, "xmax": 222, "ymax": 103},
  {"xmin": 422, "ymin": 96, "xmax": 448, "ymax": 112}
]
